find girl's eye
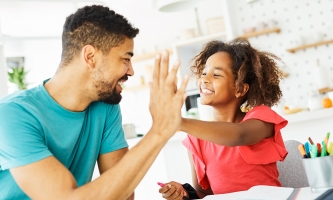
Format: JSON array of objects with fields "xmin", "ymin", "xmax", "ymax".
[
  {"xmin": 201, "ymin": 73, "xmax": 207, "ymax": 77},
  {"xmin": 214, "ymin": 74, "xmax": 221, "ymax": 77}
]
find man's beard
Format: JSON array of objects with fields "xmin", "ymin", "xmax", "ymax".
[
  {"xmin": 96, "ymin": 75, "xmax": 128, "ymax": 104},
  {"xmin": 99, "ymin": 87, "xmax": 122, "ymax": 104}
]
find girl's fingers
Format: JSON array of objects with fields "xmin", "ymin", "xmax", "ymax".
[
  {"xmin": 158, "ymin": 185, "xmax": 170, "ymax": 194},
  {"xmin": 161, "ymin": 185, "xmax": 177, "ymax": 198}
]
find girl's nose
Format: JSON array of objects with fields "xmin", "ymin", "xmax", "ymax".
[{"xmin": 201, "ymin": 75, "xmax": 211, "ymax": 84}]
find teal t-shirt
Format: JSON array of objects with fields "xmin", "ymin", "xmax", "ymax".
[{"xmin": 0, "ymin": 82, "xmax": 128, "ymax": 199}]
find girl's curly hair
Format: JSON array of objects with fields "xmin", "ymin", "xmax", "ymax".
[{"xmin": 191, "ymin": 38, "xmax": 284, "ymax": 109}]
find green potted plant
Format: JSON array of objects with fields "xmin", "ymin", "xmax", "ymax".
[{"xmin": 8, "ymin": 66, "xmax": 28, "ymax": 90}]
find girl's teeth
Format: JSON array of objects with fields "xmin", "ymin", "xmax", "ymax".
[{"xmin": 202, "ymin": 88, "xmax": 213, "ymax": 94}]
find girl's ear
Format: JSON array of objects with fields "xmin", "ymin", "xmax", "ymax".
[{"xmin": 235, "ymin": 83, "xmax": 249, "ymax": 98}]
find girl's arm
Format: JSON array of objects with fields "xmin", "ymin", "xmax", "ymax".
[
  {"xmin": 181, "ymin": 118, "xmax": 274, "ymax": 147},
  {"xmin": 188, "ymin": 151, "xmax": 213, "ymax": 198}
]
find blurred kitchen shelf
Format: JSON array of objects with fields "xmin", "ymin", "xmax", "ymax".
[
  {"xmin": 239, "ymin": 27, "xmax": 281, "ymax": 39},
  {"xmin": 123, "ymin": 85, "xmax": 149, "ymax": 92},
  {"xmin": 132, "ymin": 49, "xmax": 172, "ymax": 62},
  {"xmin": 319, "ymin": 87, "xmax": 333, "ymax": 94},
  {"xmin": 173, "ymin": 31, "xmax": 227, "ymax": 48},
  {"xmin": 286, "ymin": 39, "xmax": 333, "ymax": 53},
  {"xmin": 131, "ymin": 32, "xmax": 227, "ymax": 63},
  {"xmin": 281, "ymin": 106, "xmax": 333, "ymax": 124}
]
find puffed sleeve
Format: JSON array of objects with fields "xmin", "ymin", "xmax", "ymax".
[{"xmin": 238, "ymin": 105, "xmax": 288, "ymax": 164}]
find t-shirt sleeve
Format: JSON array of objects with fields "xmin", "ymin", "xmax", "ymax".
[
  {"xmin": 99, "ymin": 104, "xmax": 128, "ymax": 155},
  {"xmin": 182, "ymin": 135, "xmax": 210, "ymax": 190},
  {"xmin": 0, "ymin": 103, "xmax": 52, "ymax": 170},
  {"xmin": 239, "ymin": 105, "xmax": 288, "ymax": 164}
]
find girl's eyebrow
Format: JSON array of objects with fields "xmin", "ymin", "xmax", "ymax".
[{"xmin": 203, "ymin": 66, "xmax": 223, "ymax": 71}]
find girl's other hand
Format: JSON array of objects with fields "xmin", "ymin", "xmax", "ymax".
[{"xmin": 158, "ymin": 181, "xmax": 188, "ymax": 200}]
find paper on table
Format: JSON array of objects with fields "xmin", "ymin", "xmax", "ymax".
[{"xmin": 201, "ymin": 185, "xmax": 294, "ymax": 200}]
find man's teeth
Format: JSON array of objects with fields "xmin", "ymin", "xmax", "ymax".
[
  {"xmin": 202, "ymin": 88, "xmax": 214, "ymax": 94},
  {"xmin": 118, "ymin": 81, "xmax": 124, "ymax": 88}
]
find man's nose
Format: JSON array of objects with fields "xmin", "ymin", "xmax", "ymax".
[{"xmin": 127, "ymin": 63, "xmax": 134, "ymax": 76}]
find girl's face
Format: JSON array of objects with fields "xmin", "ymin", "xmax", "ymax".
[{"xmin": 198, "ymin": 51, "xmax": 237, "ymax": 107}]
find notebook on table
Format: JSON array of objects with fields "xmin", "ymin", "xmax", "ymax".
[
  {"xmin": 201, "ymin": 185, "xmax": 295, "ymax": 200},
  {"xmin": 315, "ymin": 188, "xmax": 333, "ymax": 200}
]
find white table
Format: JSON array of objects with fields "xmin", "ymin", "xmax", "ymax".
[
  {"xmin": 200, "ymin": 187, "xmax": 326, "ymax": 200},
  {"xmin": 294, "ymin": 187, "xmax": 326, "ymax": 200}
]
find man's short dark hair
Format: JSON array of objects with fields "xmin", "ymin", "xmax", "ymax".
[{"xmin": 60, "ymin": 5, "xmax": 139, "ymax": 66}]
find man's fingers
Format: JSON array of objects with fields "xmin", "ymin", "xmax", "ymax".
[
  {"xmin": 165, "ymin": 60, "xmax": 180, "ymax": 91},
  {"xmin": 153, "ymin": 53, "xmax": 161, "ymax": 89},
  {"xmin": 159, "ymin": 50, "xmax": 169, "ymax": 86},
  {"xmin": 182, "ymin": 93, "xmax": 188, "ymax": 104},
  {"xmin": 176, "ymin": 75, "xmax": 189, "ymax": 98},
  {"xmin": 174, "ymin": 77, "xmax": 178, "ymax": 93}
]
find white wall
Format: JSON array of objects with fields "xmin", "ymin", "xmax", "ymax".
[
  {"xmin": 225, "ymin": 0, "xmax": 333, "ymax": 108},
  {"xmin": 0, "ymin": 45, "xmax": 8, "ymax": 98},
  {"xmin": 3, "ymin": 39, "xmax": 61, "ymax": 89}
]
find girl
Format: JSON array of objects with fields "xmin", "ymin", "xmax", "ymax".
[{"xmin": 159, "ymin": 38, "xmax": 288, "ymax": 200}]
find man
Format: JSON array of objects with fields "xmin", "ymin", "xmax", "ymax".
[{"xmin": 0, "ymin": 5, "xmax": 188, "ymax": 200}]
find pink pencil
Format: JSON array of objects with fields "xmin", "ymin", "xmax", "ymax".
[{"xmin": 157, "ymin": 182, "xmax": 165, "ymax": 187}]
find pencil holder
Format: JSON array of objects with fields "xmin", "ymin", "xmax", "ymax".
[{"xmin": 302, "ymin": 156, "xmax": 333, "ymax": 193}]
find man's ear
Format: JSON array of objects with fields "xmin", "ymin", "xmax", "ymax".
[
  {"xmin": 81, "ymin": 45, "xmax": 96, "ymax": 69},
  {"xmin": 235, "ymin": 83, "xmax": 249, "ymax": 98}
]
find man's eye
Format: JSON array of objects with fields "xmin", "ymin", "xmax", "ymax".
[
  {"xmin": 124, "ymin": 58, "xmax": 130, "ymax": 62},
  {"xmin": 214, "ymin": 74, "xmax": 221, "ymax": 77}
]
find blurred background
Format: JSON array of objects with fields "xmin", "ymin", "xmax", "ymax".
[{"xmin": 0, "ymin": 0, "xmax": 333, "ymax": 199}]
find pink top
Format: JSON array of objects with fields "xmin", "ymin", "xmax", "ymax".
[{"xmin": 182, "ymin": 105, "xmax": 288, "ymax": 194}]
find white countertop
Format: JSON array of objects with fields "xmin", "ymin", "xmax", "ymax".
[
  {"xmin": 126, "ymin": 131, "xmax": 187, "ymax": 147},
  {"xmin": 280, "ymin": 107, "xmax": 333, "ymax": 124}
]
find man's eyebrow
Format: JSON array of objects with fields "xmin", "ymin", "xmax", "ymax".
[{"xmin": 126, "ymin": 52, "xmax": 134, "ymax": 57}]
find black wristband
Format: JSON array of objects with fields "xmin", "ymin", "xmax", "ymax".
[{"xmin": 182, "ymin": 183, "xmax": 200, "ymax": 199}]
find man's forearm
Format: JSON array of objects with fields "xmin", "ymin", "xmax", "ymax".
[
  {"xmin": 68, "ymin": 129, "xmax": 170, "ymax": 200},
  {"xmin": 127, "ymin": 192, "xmax": 134, "ymax": 200}
]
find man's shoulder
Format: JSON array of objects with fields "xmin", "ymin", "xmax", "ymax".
[
  {"xmin": 0, "ymin": 86, "xmax": 43, "ymax": 111},
  {"xmin": 1, "ymin": 85, "xmax": 42, "ymax": 102}
]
